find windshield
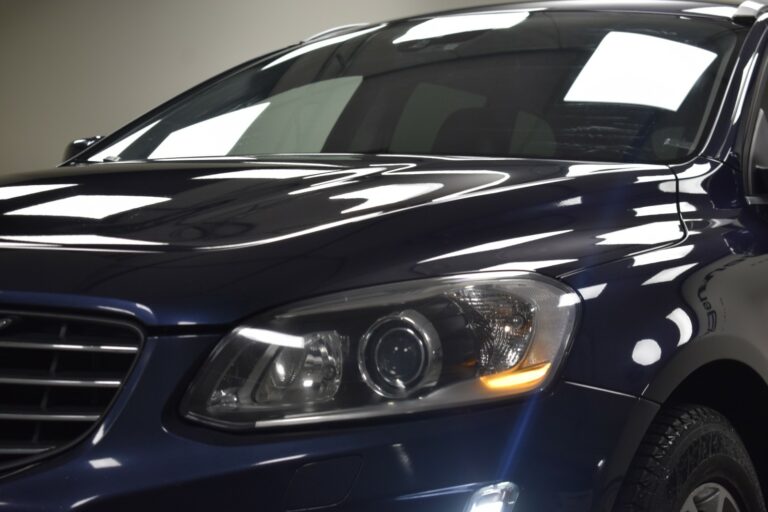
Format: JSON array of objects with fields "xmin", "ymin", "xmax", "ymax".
[{"xmin": 84, "ymin": 11, "xmax": 744, "ymax": 164}]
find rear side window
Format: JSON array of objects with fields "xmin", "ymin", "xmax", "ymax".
[{"xmin": 86, "ymin": 11, "xmax": 745, "ymax": 164}]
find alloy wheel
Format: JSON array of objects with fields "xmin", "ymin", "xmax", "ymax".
[{"xmin": 681, "ymin": 483, "xmax": 740, "ymax": 512}]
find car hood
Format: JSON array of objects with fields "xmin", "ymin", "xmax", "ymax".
[{"xmin": 0, "ymin": 155, "xmax": 682, "ymax": 326}]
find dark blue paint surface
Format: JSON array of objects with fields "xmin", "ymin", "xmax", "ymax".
[{"xmin": 0, "ymin": 335, "xmax": 647, "ymax": 511}]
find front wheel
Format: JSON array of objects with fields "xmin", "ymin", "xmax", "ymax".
[
  {"xmin": 614, "ymin": 404, "xmax": 766, "ymax": 512},
  {"xmin": 681, "ymin": 482, "xmax": 740, "ymax": 512}
]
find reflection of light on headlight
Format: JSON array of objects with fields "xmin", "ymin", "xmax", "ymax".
[
  {"xmin": 480, "ymin": 362, "xmax": 550, "ymax": 391},
  {"xmin": 359, "ymin": 310, "xmax": 441, "ymax": 398},
  {"xmin": 238, "ymin": 327, "xmax": 306, "ymax": 349}
]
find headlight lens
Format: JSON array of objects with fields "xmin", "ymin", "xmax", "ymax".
[{"xmin": 181, "ymin": 272, "xmax": 579, "ymax": 430}]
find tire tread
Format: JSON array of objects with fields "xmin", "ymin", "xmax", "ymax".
[{"xmin": 614, "ymin": 404, "xmax": 763, "ymax": 512}]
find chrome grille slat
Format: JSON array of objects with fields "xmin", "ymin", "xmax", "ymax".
[
  {"xmin": 0, "ymin": 444, "xmax": 55, "ymax": 455},
  {"xmin": 0, "ymin": 408, "xmax": 101, "ymax": 422},
  {"xmin": 0, "ymin": 340, "xmax": 138, "ymax": 354},
  {"xmin": 0, "ymin": 374, "xmax": 122, "ymax": 388},
  {"xmin": 0, "ymin": 311, "xmax": 141, "ymax": 470}
]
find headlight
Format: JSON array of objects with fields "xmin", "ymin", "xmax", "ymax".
[{"xmin": 181, "ymin": 272, "xmax": 579, "ymax": 430}]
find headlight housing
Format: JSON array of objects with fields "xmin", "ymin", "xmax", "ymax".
[{"xmin": 181, "ymin": 272, "xmax": 579, "ymax": 430}]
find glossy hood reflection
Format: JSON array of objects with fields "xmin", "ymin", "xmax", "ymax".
[
  {"xmin": 0, "ymin": 156, "xmax": 683, "ymax": 325},
  {"xmin": 0, "ymin": 159, "xmax": 517, "ymax": 250},
  {"xmin": 0, "ymin": 157, "xmax": 674, "ymax": 251},
  {"xmin": 6, "ymin": 195, "xmax": 170, "ymax": 220}
]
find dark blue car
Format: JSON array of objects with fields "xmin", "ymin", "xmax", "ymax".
[{"xmin": 4, "ymin": 1, "xmax": 768, "ymax": 511}]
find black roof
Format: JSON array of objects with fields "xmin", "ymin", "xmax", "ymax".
[
  {"xmin": 303, "ymin": 1, "xmax": 751, "ymax": 46},
  {"xmin": 400, "ymin": 0, "xmax": 746, "ymax": 22}
]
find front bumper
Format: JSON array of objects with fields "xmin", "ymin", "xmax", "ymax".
[{"xmin": 0, "ymin": 335, "xmax": 658, "ymax": 512}]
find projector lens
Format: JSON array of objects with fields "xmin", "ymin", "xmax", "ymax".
[
  {"xmin": 359, "ymin": 310, "xmax": 441, "ymax": 398},
  {"xmin": 181, "ymin": 272, "xmax": 579, "ymax": 430},
  {"xmin": 375, "ymin": 326, "xmax": 426, "ymax": 387}
]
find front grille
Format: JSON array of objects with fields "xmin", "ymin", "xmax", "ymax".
[{"xmin": 0, "ymin": 310, "xmax": 142, "ymax": 470}]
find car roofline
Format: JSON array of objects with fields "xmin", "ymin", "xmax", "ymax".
[
  {"xmin": 301, "ymin": 0, "xmax": 754, "ymax": 46},
  {"xmin": 379, "ymin": 0, "xmax": 752, "ymax": 27}
]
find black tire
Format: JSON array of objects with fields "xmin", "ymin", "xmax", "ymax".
[{"xmin": 615, "ymin": 404, "xmax": 766, "ymax": 512}]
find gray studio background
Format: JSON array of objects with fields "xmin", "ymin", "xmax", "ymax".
[{"xmin": 0, "ymin": 0, "xmax": 500, "ymax": 176}]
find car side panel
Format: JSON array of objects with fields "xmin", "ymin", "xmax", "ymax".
[{"xmin": 562, "ymin": 157, "xmax": 768, "ymax": 401}]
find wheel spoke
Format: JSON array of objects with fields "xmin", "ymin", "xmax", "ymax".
[
  {"xmin": 715, "ymin": 492, "xmax": 726, "ymax": 512},
  {"xmin": 681, "ymin": 495, "xmax": 699, "ymax": 512},
  {"xmin": 723, "ymin": 493, "xmax": 740, "ymax": 512},
  {"xmin": 681, "ymin": 483, "xmax": 740, "ymax": 512}
]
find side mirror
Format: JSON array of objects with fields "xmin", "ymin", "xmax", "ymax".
[{"xmin": 63, "ymin": 135, "xmax": 103, "ymax": 162}]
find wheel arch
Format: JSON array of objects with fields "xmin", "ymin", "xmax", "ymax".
[
  {"xmin": 643, "ymin": 333, "xmax": 768, "ymax": 404},
  {"xmin": 600, "ymin": 335, "xmax": 768, "ymax": 511},
  {"xmin": 635, "ymin": 336, "xmax": 768, "ymax": 507}
]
